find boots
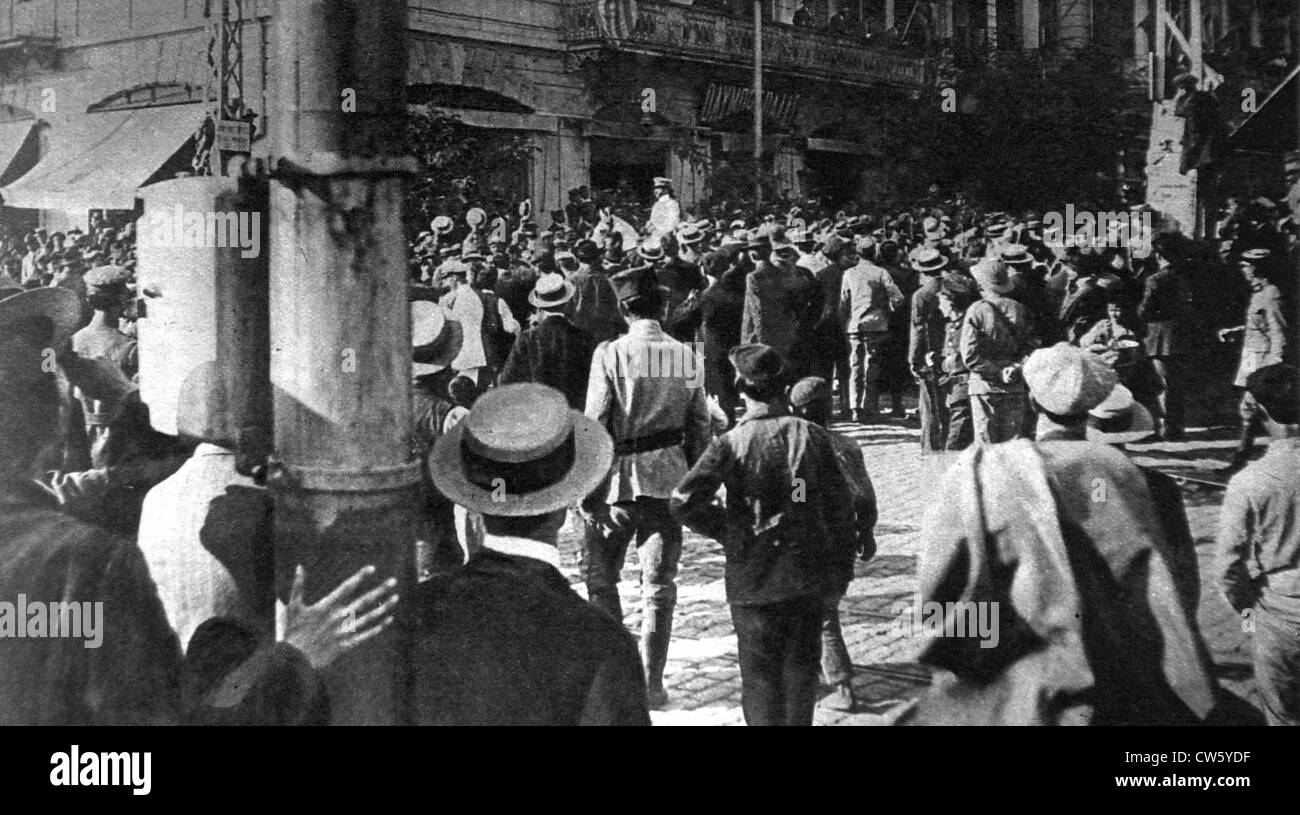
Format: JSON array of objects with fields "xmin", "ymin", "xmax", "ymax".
[{"xmin": 641, "ymin": 605, "xmax": 674, "ymax": 710}]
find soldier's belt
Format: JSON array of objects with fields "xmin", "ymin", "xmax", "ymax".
[{"xmin": 614, "ymin": 427, "xmax": 685, "ymax": 456}]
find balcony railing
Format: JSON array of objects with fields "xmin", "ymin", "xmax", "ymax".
[{"xmin": 561, "ymin": 1, "xmax": 931, "ymax": 91}]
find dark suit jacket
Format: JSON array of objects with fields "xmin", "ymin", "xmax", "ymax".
[
  {"xmin": 413, "ymin": 549, "xmax": 651, "ymax": 726},
  {"xmin": 499, "ymin": 316, "xmax": 598, "ymax": 409}
]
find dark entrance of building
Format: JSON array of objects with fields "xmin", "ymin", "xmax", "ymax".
[
  {"xmin": 590, "ymin": 137, "xmax": 667, "ymax": 205},
  {"xmin": 803, "ymin": 148, "xmax": 867, "ymax": 207}
]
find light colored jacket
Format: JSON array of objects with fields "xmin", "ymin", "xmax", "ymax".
[
  {"xmin": 585, "ymin": 319, "xmax": 710, "ymax": 502},
  {"xmin": 840, "ymin": 260, "xmax": 903, "ymax": 334}
]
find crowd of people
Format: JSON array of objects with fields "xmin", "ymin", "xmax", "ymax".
[{"xmin": 1, "ymin": 171, "xmax": 1298, "ymax": 725}]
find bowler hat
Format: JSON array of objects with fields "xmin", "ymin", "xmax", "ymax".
[{"xmin": 429, "ymin": 383, "xmax": 613, "ymax": 516}]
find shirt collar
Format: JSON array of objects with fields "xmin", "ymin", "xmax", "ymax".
[
  {"xmin": 482, "ymin": 535, "xmax": 562, "ymax": 570},
  {"xmin": 739, "ymin": 402, "xmax": 788, "ymax": 423},
  {"xmin": 627, "ymin": 319, "xmax": 663, "ymax": 338}
]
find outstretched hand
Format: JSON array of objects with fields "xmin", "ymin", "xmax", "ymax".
[{"xmin": 281, "ymin": 565, "xmax": 399, "ymax": 670}]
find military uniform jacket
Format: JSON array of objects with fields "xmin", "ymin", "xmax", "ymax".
[{"xmin": 1235, "ymin": 283, "xmax": 1288, "ymax": 387}]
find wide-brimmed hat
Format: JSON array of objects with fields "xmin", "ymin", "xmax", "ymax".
[
  {"xmin": 971, "ymin": 257, "xmax": 1015, "ymax": 294},
  {"xmin": 411, "ymin": 300, "xmax": 464, "ymax": 372},
  {"xmin": 1087, "ymin": 384, "xmax": 1155, "ymax": 445},
  {"xmin": 0, "ymin": 286, "xmax": 83, "ymax": 347},
  {"xmin": 939, "ymin": 274, "xmax": 980, "ymax": 309},
  {"xmin": 652, "ymin": 176, "xmax": 673, "ymax": 189},
  {"xmin": 769, "ymin": 228, "xmax": 796, "ymax": 253},
  {"xmin": 984, "ymin": 222, "xmax": 1009, "ymax": 240},
  {"xmin": 745, "ymin": 231, "xmax": 771, "ymax": 252},
  {"xmin": 637, "ymin": 240, "xmax": 665, "ymax": 262},
  {"xmin": 429, "ymin": 383, "xmax": 613, "ymax": 516},
  {"xmin": 676, "ymin": 223, "xmax": 706, "ymax": 246},
  {"xmin": 1239, "ymin": 248, "xmax": 1271, "ymax": 264},
  {"xmin": 529, "ymin": 272, "xmax": 577, "ymax": 309},
  {"xmin": 729, "ymin": 343, "xmax": 785, "ymax": 388},
  {"xmin": 1023, "ymin": 342, "xmax": 1118, "ymax": 417}
]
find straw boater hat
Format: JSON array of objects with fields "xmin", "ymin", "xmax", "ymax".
[
  {"xmin": 637, "ymin": 240, "xmax": 666, "ymax": 262},
  {"xmin": 429, "ymin": 383, "xmax": 613, "ymax": 516},
  {"xmin": 528, "ymin": 272, "xmax": 576, "ymax": 310},
  {"xmin": 912, "ymin": 247, "xmax": 949, "ymax": 274},
  {"xmin": 676, "ymin": 222, "xmax": 707, "ymax": 246},
  {"xmin": 999, "ymin": 244, "xmax": 1033, "ymax": 267}
]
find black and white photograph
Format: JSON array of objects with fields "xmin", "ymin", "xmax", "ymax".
[{"xmin": 0, "ymin": 0, "xmax": 1297, "ymax": 761}]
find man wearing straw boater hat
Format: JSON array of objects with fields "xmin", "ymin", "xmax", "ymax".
[
  {"xmin": 420, "ymin": 383, "xmax": 650, "ymax": 725},
  {"xmin": 499, "ymin": 272, "xmax": 597, "ymax": 409}
]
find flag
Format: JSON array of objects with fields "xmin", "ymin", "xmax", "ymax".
[{"xmin": 596, "ymin": 0, "xmax": 638, "ymax": 40}]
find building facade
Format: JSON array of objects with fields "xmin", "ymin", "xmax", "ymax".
[{"xmin": 9, "ymin": 0, "xmax": 1282, "ymax": 227}]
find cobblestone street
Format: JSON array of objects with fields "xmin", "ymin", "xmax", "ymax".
[{"xmin": 555, "ymin": 419, "xmax": 1261, "ymax": 726}]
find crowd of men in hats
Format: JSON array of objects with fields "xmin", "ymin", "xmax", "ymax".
[{"xmin": 2, "ymin": 171, "xmax": 1299, "ymax": 725}]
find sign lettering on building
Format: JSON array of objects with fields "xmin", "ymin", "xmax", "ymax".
[
  {"xmin": 699, "ymin": 83, "xmax": 799, "ymax": 127},
  {"xmin": 215, "ymin": 120, "xmax": 251, "ymax": 152}
]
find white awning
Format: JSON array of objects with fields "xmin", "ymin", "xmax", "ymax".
[{"xmin": 0, "ymin": 104, "xmax": 205, "ymax": 210}]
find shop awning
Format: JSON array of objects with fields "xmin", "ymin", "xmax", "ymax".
[
  {"xmin": 0, "ymin": 119, "xmax": 40, "ymax": 185},
  {"xmin": 0, "ymin": 104, "xmax": 205, "ymax": 210}
]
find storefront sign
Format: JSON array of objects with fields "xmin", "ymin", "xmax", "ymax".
[{"xmin": 699, "ymin": 83, "xmax": 799, "ymax": 127}]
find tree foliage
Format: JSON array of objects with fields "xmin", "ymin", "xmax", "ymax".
[
  {"xmin": 877, "ymin": 43, "xmax": 1138, "ymax": 210},
  {"xmin": 403, "ymin": 109, "xmax": 536, "ymax": 234}
]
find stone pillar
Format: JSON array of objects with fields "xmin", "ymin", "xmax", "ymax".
[
  {"xmin": 669, "ymin": 135, "xmax": 710, "ymax": 212},
  {"xmin": 1021, "ymin": 0, "xmax": 1040, "ymax": 50},
  {"xmin": 557, "ymin": 119, "xmax": 590, "ymax": 209}
]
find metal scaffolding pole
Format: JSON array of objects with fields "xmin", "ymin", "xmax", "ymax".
[
  {"xmin": 269, "ymin": 0, "xmax": 420, "ymax": 725},
  {"xmin": 753, "ymin": 0, "xmax": 764, "ymax": 207}
]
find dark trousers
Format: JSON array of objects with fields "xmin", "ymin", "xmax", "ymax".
[
  {"xmin": 917, "ymin": 373, "xmax": 947, "ymax": 453},
  {"xmin": 580, "ymin": 497, "xmax": 682, "ymax": 621},
  {"xmin": 945, "ymin": 398, "xmax": 973, "ymax": 451},
  {"xmin": 730, "ymin": 596, "xmax": 825, "ymax": 726},
  {"xmin": 820, "ymin": 595, "xmax": 853, "ymax": 686}
]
